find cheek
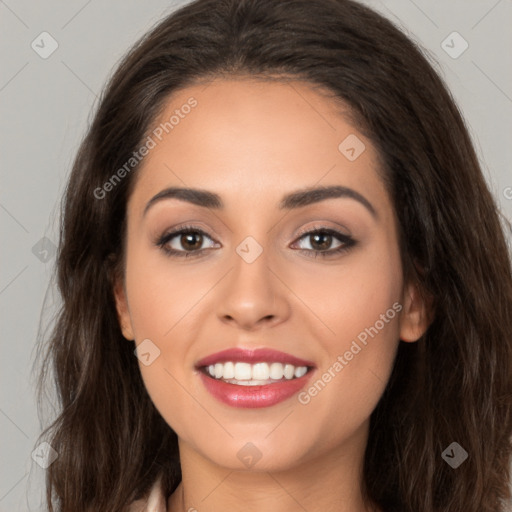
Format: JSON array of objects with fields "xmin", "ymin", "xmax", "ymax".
[
  {"xmin": 124, "ymin": 240, "xmax": 207, "ymax": 341},
  {"xmin": 123, "ymin": 243, "xmax": 218, "ymax": 419},
  {"xmin": 301, "ymin": 225, "xmax": 402, "ymax": 352},
  {"xmin": 123, "ymin": 246, "xmax": 204, "ymax": 433},
  {"xmin": 300, "ymin": 236, "xmax": 403, "ymax": 435}
]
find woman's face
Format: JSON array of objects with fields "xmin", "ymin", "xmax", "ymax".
[{"xmin": 114, "ymin": 78, "xmax": 427, "ymax": 472}]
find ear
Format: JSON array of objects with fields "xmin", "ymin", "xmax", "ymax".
[
  {"xmin": 399, "ymin": 279, "xmax": 433, "ymax": 343},
  {"xmin": 113, "ymin": 272, "xmax": 135, "ymax": 341}
]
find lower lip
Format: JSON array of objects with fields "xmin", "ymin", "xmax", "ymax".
[{"xmin": 198, "ymin": 370, "xmax": 314, "ymax": 408}]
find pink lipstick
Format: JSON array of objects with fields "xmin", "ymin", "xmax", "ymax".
[{"xmin": 195, "ymin": 347, "xmax": 316, "ymax": 408}]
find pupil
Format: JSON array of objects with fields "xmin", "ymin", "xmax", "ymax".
[
  {"xmin": 182, "ymin": 233, "xmax": 202, "ymax": 250},
  {"xmin": 312, "ymin": 233, "xmax": 331, "ymax": 250}
]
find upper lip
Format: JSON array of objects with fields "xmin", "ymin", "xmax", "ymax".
[{"xmin": 195, "ymin": 347, "xmax": 316, "ymax": 369}]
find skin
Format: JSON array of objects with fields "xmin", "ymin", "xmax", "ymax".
[{"xmin": 114, "ymin": 78, "xmax": 430, "ymax": 512}]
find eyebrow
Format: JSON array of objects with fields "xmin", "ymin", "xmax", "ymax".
[{"xmin": 143, "ymin": 185, "xmax": 378, "ymax": 220}]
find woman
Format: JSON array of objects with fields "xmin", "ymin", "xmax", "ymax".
[{"xmin": 35, "ymin": 0, "xmax": 512, "ymax": 511}]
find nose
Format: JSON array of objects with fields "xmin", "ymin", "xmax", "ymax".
[{"xmin": 216, "ymin": 248, "xmax": 290, "ymax": 331}]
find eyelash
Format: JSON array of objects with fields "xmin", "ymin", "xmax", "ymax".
[{"xmin": 155, "ymin": 224, "xmax": 357, "ymax": 259}]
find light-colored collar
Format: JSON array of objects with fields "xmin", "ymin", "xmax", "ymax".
[{"xmin": 127, "ymin": 474, "xmax": 167, "ymax": 512}]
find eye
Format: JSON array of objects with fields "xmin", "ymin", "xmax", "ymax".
[
  {"xmin": 155, "ymin": 225, "xmax": 218, "ymax": 258},
  {"xmin": 292, "ymin": 226, "xmax": 356, "ymax": 258}
]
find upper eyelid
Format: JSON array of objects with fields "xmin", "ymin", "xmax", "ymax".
[{"xmin": 294, "ymin": 222, "xmax": 352, "ymax": 238}]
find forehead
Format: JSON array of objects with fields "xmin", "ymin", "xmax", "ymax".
[{"xmin": 128, "ymin": 78, "xmax": 390, "ymax": 219}]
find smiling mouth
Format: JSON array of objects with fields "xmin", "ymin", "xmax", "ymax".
[{"xmin": 199, "ymin": 361, "xmax": 314, "ymax": 386}]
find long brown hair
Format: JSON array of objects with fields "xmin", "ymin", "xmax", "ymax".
[{"xmin": 34, "ymin": 0, "xmax": 512, "ymax": 510}]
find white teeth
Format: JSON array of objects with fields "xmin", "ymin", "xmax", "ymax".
[
  {"xmin": 204, "ymin": 361, "xmax": 309, "ymax": 383},
  {"xmin": 269, "ymin": 362, "xmax": 284, "ymax": 380},
  {"xmin": 252, "ymin": 362, "xmax": 270, "ymax": 380},
  {"xmin": 283, "ymin": 364, "xmax": 295, "ymax": 379},
  {"xmin": 294, "ymin": 366, "xmax": 307, "ymax": 378},
  {"xmin": 234, "ymin": 362, "xmax": 252, "ymax": 380},
  {"xmin": 223, "ymin": 361, "xmax": 235, "ymax": 379}
]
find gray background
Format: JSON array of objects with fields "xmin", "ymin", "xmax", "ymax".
[{"xmin": 1, "ymin": 0, "xmax": 511, "ymax": 510}]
